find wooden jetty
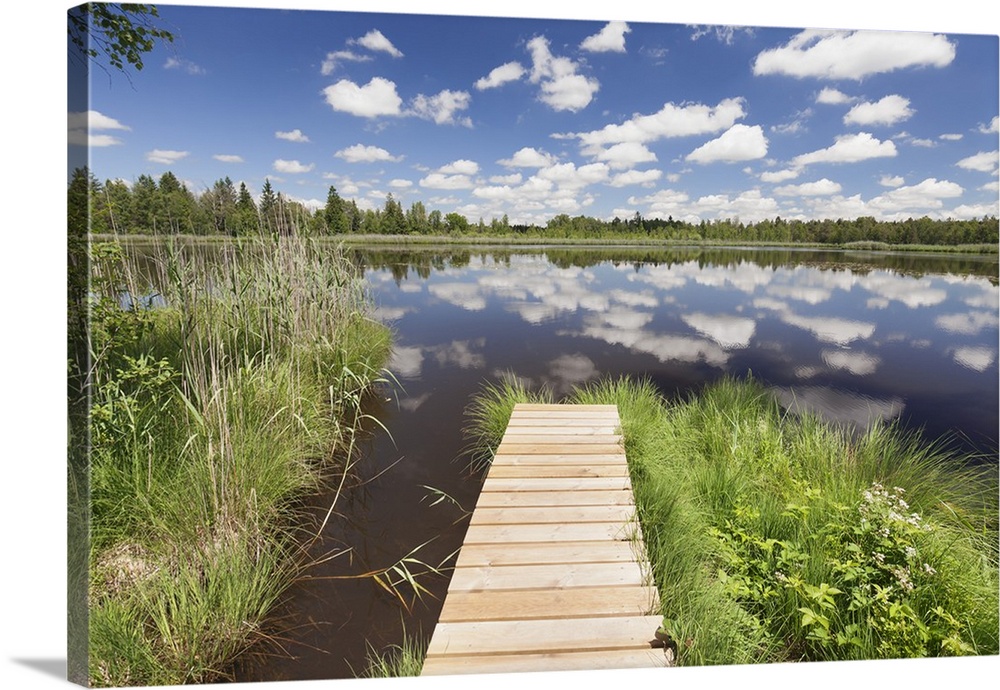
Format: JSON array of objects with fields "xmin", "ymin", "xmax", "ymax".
[{"xmin": 421, "ymin": 403, "xmax": 667, "ymax": 676}]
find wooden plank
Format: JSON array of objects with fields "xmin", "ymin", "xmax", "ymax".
[
  {"xmin": 496, "ymin": 443, "xmax": 624, "ymax": 455},
  {"xmin": 454, "ymin": 540, "xmax": 641, "ymax": 567},
  {"xmin": 504, "ymin": 424, "xmax": 621, "ymax": 438},
  {"xmin": 496, "ymin": 435, "xmax": 621, "ymax": 445},
  {"xmin": 512, "ymin": 404, "xmax": 618, "ymax": 412},
  {"xmin": 437, "ymin": 586, "xmax": 659, "ymax": 622},
  {"xmin": 485, "ymin": 464, "xmax": 629, "ymax": 479},
  {"xmin": 447, "ymin": 562, "xmax": 647, "ymax": 591},
  {"xmin": 421, "ymin": 648, "xmax": 668, "ymax": 675},
  {"xmin": 489, "ymin": 453, "xmax": 626, "ymax": 466},
  {"xmin": 424, "ymin": 615, "xmax": 664, "ymax": 657},
  {"xmin": 480, "ymin": 477, "xmax": 630, "ymax": 492},
  {"xmin": 463, "ymin": 522, "xmax": 638, "ymax": 544},
  {"xmin": 506, "ymin": 416, "xmax": 620, "ymax": 425},
  {"xmin": 469, "ymin": 504, "xmax": 635, "ymax": 525},
  {"xmin": 473, "ymin": 489, "xmax": 633, "ymax": 508},
  {"xmin": 506, "ymin": 418, "xmax": 624, "ymax": 427}
]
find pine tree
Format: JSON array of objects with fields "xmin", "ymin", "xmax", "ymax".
[
  {"xmin": 259, "ymin": 179, "xmax": 277, "ymax": 234},
  {"xmin": 324, "ymin": 185, "xmax": 348, "ymax": 233},
  {"xmin": 130, "ymin": 174, "xmax": 159, "ymax": 233},
  {"xmin": 382, "ymin": 193, "xmax": 406, "ymax": 234},
  {"xmin": 234, "ymin": 182, "xmax": 259, "ymax": 235}
]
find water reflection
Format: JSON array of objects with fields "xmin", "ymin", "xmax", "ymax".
[{"xmin": 362, "ymin": 245, "xmax": 998, "ymax": 457}]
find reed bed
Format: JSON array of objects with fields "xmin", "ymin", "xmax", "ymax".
[{"xmin": 85, "ymin": 235, "xmax": 392, "ymax": 685}]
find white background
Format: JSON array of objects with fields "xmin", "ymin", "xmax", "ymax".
[{"xmin": 2, "ymin": 1, "xmax": 997, "ymax": 689}]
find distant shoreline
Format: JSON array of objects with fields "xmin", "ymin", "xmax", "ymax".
[{"xmin": 90, "ymin": 233, "xmax": 999, "ymax": 255}]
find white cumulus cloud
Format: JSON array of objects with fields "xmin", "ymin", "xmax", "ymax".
[
  {"xmin": 879, "ymin": 175, "xmax": 905, "ymax": 187},
  {"xmin": 816, "ymin": 87, "xmax": 855, "ymax": 104},
  {"xmin": 609, "ymin": 169, "xmax": 663, "ymax": 187},
  {"xmin": 527, "ymin": 35, "xmax": 599, "ymax": 112},
  {"xmin": 439, "ymin": 159, "xmax": 480, "ymax": 175},
  {"xmin": 956, "ymin": 150, "xmax": 999, "ymax": 173},
  {"xmin": 273, "ymin": 159, "xmax": 314, "ymax": 174},
  {"xmin": 351, "ymin": 29, "xmax": 403, "ymax": 57},
  {"xmin": 844, "ymin": 95, "xmax": 914, "ymax": 126},
  {"xmin": 774, "ymin": 178, "xmax": 843, "ymax": 196},
  {"xmin": 596, "ymin": 142, "xmax": 658, "ymax": 169},
  {"xmin": 490, "ymin": 173, "xmax": 522, "ymax": 184},
  {"xmin": 213, "ymin": 154, "xmax": 244, "ymax": 163},
  {"xmin": 580, "ymin": 21, "xmax": 630, "ymax": 53},
  {"xmin": 868, "ymin": 178, "xmax": 963, "ymax": 212},
  {"xmin": 752, "ymin": 29, "xmax": 955, "ymax": 80},
  {"xmin": 275, "ymin": 128, "xmax": 310, "ymax": 143},
  {"xmin": 408, "ymin": 89, "xmax": 472, "ymax": 126},
  {"xmin": 419, "ymin": 173, "xmax": 474, "ymax": 190},
  {"xmin": 323, "ymin": 77, "xmax": 403, "ymax": 117},
  {"xmin": 793, "ymin": 132, "xmax": 897, "ymax": 166},
  {"xmin": 475, "ymin": 61, "xmax": 525, "ymax": 90},
  {"xmin": 146, "ymin": 149, "xmax": 189, "ymax": 164},
  {"xmin": 320, "ymin": 50, "xmax": 370, "ymax": 76},
  {"xmin": 570, "ymin": 97, "xmax": 746, "ymax": 155},
  {"xmin": 498, "ymin": 147, "xmax": 557, "ymax": 168},
  {"xmin": 760, "ymin": 169, "xmax": 801, "ymax": 183},
  {"xmin": 686, "ymin": 124, "xmax": 768, "ymax": 164},
  {"xmin": 979, "ymin": 116, "xmax": 999, "ymax": 134},
  {"xmin": 334, "ymin": 144, "xmax": 403, "ymax": 163}
]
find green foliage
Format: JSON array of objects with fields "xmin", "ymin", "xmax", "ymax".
[
  {"xmin": 68, "ymin": 3, "xmax": 175, "ymax": 73},
  {"xmin": 82, "ymin": 167, "xmax": 1000, "ymax": 248},
  {"xmin": 86, "ymin": 237, "xmax": 394, "ymax": 685}
]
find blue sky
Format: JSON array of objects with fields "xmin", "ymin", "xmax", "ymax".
[{"xmin": 75, "ymin": 2, "xmax": 999, "ymax": 226}]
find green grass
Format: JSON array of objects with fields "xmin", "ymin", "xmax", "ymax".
[
  {"xmin": 462, "ymin": 373, "xmax": 554, "ymax": 472},
  {"xmin": 86, "ymin": 235, "xmax": 393, "ymax": 685},
  {"xmin": 464, "ymin": 375, "xmax": 999, "ymax": 667},
  {"xmin": 360, "ymin": 633, "xmax": 427, "ymax": 678}
]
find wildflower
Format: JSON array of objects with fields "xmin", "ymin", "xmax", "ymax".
[
  {"xmin": 891, "ymin": 566, "xmax": 914, "ymax": 592},
  {"xmin": 775, "ymin": 571, "xmax": 788, "ymax": 583},
  {"xmin": 872, "ymin": 552, "xmax": 886, "ymax": 563},
  {"xmin": 904, "ymin": 546, "xmax": 917, "ymax": 559},
  {"xmin": 923, "ymin": 563, "xmax": 937, "ymax": 576}
]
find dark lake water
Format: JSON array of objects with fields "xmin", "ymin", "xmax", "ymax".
[{"xmin": 233, "ymin": 245, "xmax": 998, "ymax": 681}]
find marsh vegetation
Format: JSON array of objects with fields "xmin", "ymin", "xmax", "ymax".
[{"xmin": 83, "ymin": 236, "xmax": 392, "ymax": 685}]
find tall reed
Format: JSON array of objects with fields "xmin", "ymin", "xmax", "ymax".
[{"xmin": 86, "ymin": 235, "xmax": 392, "ymax": 685}]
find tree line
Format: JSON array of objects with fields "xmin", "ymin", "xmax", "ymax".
[{"xmin": 71, "ymin": 167, "xmax": 999, "ymax": 247}]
